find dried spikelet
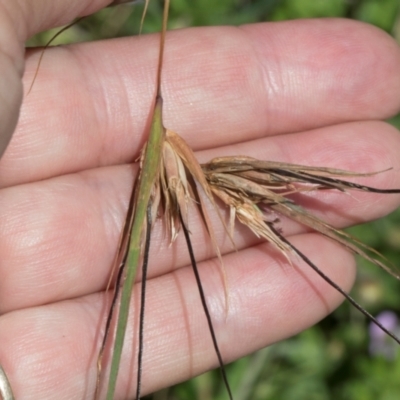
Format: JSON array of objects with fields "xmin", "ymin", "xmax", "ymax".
[
  {"xmin": 160, "ymin": 130, "xmax": 234, "ymax": 256},
  {"xmin": 201, "ymin": 156, "xmax": 400, "ymax": 280},
  {"xmin": 159, "ymin": 140, "xmax": 192, "ymax": 241},
  {"xmin": 208, "ymin": 181, "xmax": 292, "ymax": 257},
  {"xmin": 204, "ymin": 156, "xmax": 396, "ymax": 193},
  {"xmin": 151, "ymin": 139, "xmax": 400, "ymax": 284},
  {"xmin": 151, "ymin": 130, "xmax": 236, "ymax": 307}
]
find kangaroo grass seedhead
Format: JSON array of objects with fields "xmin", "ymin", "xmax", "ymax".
[
  {"xmin": 22, "ymin": 1, "xmax": 400, "ymax": 399},
  {"xmin": 95, "ymin": 1, "xmax": 400, "ymax": 400}
]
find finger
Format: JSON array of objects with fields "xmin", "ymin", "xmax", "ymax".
[
  {"xmin": 0, "ymin": 120, "xmax": 399, "ymax": 312},
  {"xmin": 3, "ymin": 1, "xmax": 111, "ymax": 41},
  {"xmin": 0, "ymin": 0, "xmax": 112, "ymax": 156},
  {"xmin": 3, "ymin": 19, "xmax": 400, "ymax": 186},
  {"xmin": 0, "ymin": 233, "xmax": 356, "ymax": 399}
]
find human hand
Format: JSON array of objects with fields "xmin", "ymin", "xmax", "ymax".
[{"xmin": 1, "ymin": 1, "xmax": 400, "ymax": 398}]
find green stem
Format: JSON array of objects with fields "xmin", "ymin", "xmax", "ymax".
[{"xmin": 106, "ymin": 97, "xmax": 164, "ymax": 400}]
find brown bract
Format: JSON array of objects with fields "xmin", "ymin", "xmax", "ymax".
[
  {"xmin": 146, "ymin": 131, "xmax": 400, "ymax": 285},
  {"xmin": 202, "ymin": 155, "xmax": 400, "ymax": 280}
]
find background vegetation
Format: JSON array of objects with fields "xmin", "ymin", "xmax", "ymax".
[{"xmin": 28, "ymin": 1, "xmax": 400, "ymax": 399}]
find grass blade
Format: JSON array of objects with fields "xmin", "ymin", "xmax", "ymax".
[
  {"xmin": 135, "ymin": 204, "xmax": 153, "ymax": 400},
  {"xmin": 106, "ymin": 96, "xmax": 164, "ymax": 400}
]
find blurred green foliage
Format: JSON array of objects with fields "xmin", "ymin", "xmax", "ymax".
[
  {"xmin": 27, "ymin": 0, "xmax": 400, "ymax": 44},
  {"xmin": 27, "ymin": 1, "xmax": 400, "ymax": 399}
]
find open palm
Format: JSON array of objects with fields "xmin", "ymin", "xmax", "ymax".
[{"xmin": 1, "ymin": 1, "xmax": 400, "ymax": 399}]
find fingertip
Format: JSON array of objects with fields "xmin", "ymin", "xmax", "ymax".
[{"xmin": 241, "ymin": 18, "xmax": 400, "ymax": 132}]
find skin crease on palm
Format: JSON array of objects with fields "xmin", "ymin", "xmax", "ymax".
[{"xmin": 1, "ymin": 0, "xmax": 400, "ymax": 399}]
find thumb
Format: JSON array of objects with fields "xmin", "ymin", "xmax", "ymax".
[{"xmin": 0, "ymin": 0, "xmax": 113, "ymax": 157}]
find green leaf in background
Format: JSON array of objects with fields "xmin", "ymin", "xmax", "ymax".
[
  {"xmin": 270, "ymin": 0, "xmax": 346, "ymax": 21},
  {"xmin": 355, "ymin": 0, "xmax": 400, "ymax": 32}
]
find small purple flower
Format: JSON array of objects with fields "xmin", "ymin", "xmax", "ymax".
[{"xmin": 369, "ymin": 311, "xmax": 400, "ymax": 360}]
